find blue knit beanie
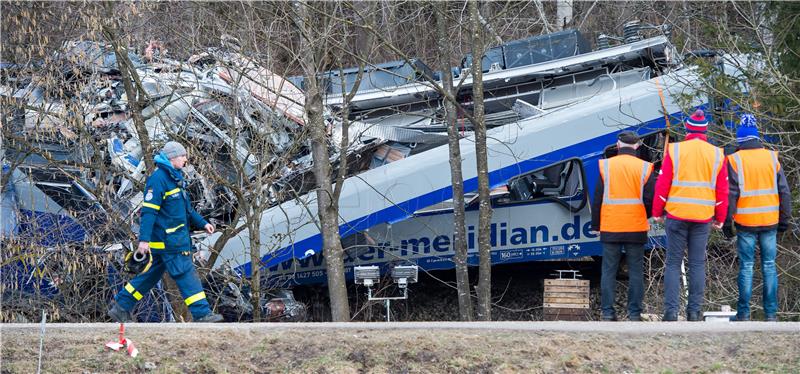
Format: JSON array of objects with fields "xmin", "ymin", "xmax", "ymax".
[{"xmin": 736, "ymin": 114, "xmax": 759, "ymax": 143}]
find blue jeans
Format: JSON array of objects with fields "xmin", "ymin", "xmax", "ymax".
[
  {"xmin": 601, "ymin": 242, "xmax": 644, "ymax": 318},
  {"xmin": 736, "ymin": 230, "xmax": 778, "ymax": 318},
  {"xmin": 664, "ymin": 218, "xmax": 711, "ymax": 315}
]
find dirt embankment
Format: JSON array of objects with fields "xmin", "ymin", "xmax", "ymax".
[{"xmin": 2, "ymin": 324, "xmax": 799, "ymax": 373}]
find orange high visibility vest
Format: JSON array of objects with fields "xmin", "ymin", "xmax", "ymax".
[
  {"xmin": 728, "ymin": 149, "xmax": 781, "ymax": 227},
  {"xmin": 664, "ymin": 139, "xmax": 724, "ymax": 220},
  {"xmin": 599, "ymin": 154, "xmax": 654, "ymax": 232}
]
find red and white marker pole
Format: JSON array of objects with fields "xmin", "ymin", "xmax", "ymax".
[{"xmin": 104, "ymin": 323, "xmax": 138, "ymax": 358}]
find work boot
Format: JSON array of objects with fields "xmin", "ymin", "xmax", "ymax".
[
  {"xmin": 107, "ymin": 302, "xmax": 133, "ymax": 323},
  {"xmin": 628, "ymin": 314, "xmax": 642, "ymax": 322},
  {"xmin": 735, "ymin": 313, "xmax": 750, "ymax": 322},
  {"xmin": 662, "ymin": 312, "xmax": 678, "ymax": 322},
  {"xmin": 195, "ymin": 313, "xmax": 224, "ymax": 323},
  {"xmin": 687, "ymin": 311, "xmax": 703, "ymax": 322},
  {"xmin": 601, "ymin": 314, "xmax": 617, "ymax": 321},
  {"xmin": 765, "ymin": 314, "xmax": 778, "ymax": 322}
]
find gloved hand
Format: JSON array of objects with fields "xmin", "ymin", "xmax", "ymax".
[
  {"xmin": 778, "ymin": 221, "xmax": 789, "ymax": 233},
  {"xmin": 722, "ymin": 223, "xmax": 735, "ymax": 239}
]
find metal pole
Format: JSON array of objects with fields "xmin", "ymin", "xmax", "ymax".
[
  {"xmin": 385, "ymin": 299, "xmax": 390, "ymax": 322},
  {"xmin": 37, "ymin": 310, "xmax": 46, "ymax": 374}
]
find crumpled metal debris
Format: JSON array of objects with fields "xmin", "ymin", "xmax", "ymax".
[
  {"xmin": 3, "ymin": 36, "xmax": 313, "ymax": 225},
  {"xmin": 1, "ymin": 34, "xmax": 445, "ymax": 320},
  {"xmin": 2, "ymin": 34, "xmax": 449, "ymax": 231},
  {"xmin": 264, "ymin": 289, "xmax": 307, "ymax": 322}
]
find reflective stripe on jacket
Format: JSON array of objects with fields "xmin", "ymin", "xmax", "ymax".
[
  {"xmin": 138, "ymin": 157, "xmax": 208, "ymax": 253},
  {"xmin": 599, "ymin": 155, "xmax": 653, "ymax": 233},
  {"xmin": 664, "ymin": 139, "xmax": 724, "ymax": 221},
  {"xmin": 728, "ymin": 149, "xmax": 780, "ymax": 227}
]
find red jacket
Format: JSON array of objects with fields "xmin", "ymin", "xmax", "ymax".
[{"xmin": 652, "ymin": 133, "xmax": 729, "ymax": 223}]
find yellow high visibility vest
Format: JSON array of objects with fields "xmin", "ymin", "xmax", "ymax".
[
  {"xmin": 664, "ymin": 139, "xmax": 724, "ymax": 220},
  {"xmin": 728, "ymin": 149, "xmax": 780, "ymax": 227}
]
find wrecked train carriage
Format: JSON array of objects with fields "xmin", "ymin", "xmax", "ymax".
[
  {"xmin": 204, "ymin": 30, "xmax": 698, "ymax": 288},
  {"xmin": 0, "ymin": 139, "xmax": 138, "ymax": 315}
]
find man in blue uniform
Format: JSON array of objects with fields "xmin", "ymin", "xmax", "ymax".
[{"xmin": 108, "ymin": 141, "xmax": 223, "ymax": 323}]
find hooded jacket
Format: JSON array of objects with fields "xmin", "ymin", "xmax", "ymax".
[{"xmin": 138, "ymin": 153, "xmax": 208, "ymax": 253}]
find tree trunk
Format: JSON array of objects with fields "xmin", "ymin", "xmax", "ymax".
[
  {"xmin": 309, "ymin": 93, "xmax": 350, "ymax": 322},
  {"xmin": 293, "ymin": 0, "xmax": 350, "ymax": 322},
  {"xmin": 434, "ymin": 1, "xmax": 473, "ymax": 322},
  {"xmin": 159, "ymin": 274, "xmax": 190, "ymax": 322},
  {"xmin": 101, "ymin": 18, "xmax": 154, "ymax": 172},
  {"xmin": 248, "ymin": 210, "xmax": 262, "ymax": 322},
  {"xmin": 102, "ymin": 12, "xmax": 187, "ymax": 320},
  {"xmin": 470, "ymin": 0, "xmax": 493, "ymax": 321},
  {"xmin": 115, "ymin": 36, "xmax": 187, "ymax": 319}
]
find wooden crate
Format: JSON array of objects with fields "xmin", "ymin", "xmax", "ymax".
[{"xmin": 542, "ymin": 278, "xmax": 590, "ymax": 321}]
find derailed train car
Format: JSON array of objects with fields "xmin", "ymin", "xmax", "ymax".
[{"xmin": 204, "ymin": 26, "xmax": 734, "ymax": 290}]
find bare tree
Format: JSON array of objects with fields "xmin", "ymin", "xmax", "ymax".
[
  {"xmin": 433, "ymin": 1, "xmax": 474, "ymax": 321},
  {"xmin": 290, "ymin": 0, "xmax": 350, "ymax": 322},
  {"xmin": 469, "ymin": 0, "xmax": 492, "ymax": 321}
]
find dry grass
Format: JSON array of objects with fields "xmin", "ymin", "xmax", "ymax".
[{"xmin": 2, "ymin": 325, "xmax": 799, "ymax": 373}]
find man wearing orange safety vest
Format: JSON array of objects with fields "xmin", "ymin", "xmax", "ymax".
[
  {"xmin": 652, "ymin": 109, "xmax": 729, "ymax": 322},
  {"xmin": 591, "ymin": 131, "xmax": 656, "ymax": 321},
  {"xmin": 725, "ymin": 114, "xmax": 792, "ymax": 322}
]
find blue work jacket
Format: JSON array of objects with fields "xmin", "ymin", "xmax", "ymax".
[{"xmin": 138, "ymin": 153, "xmax": 207, "ymax": 253}]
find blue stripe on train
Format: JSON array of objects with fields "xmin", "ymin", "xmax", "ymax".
[{"xmin": 240, "ymin": 108, "xmax": 693, "ymax": 277}]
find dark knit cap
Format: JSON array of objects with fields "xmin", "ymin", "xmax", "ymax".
[{"xmin": 617, "ymin": 131, "xmax": 640, "ymax": 145}]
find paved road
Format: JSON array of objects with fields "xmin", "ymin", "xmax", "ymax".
[{"xmin": 3, "ymin": 321, "xmax": 799, "ymax": 334}]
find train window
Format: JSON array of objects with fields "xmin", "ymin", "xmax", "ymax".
[
  {"xmin": 603, "ymin": 130, "xmax": 666, "ymax": 169},
  {"xmin": 502, "ymin": 158, "xmax": 586, "ymax": 211}
]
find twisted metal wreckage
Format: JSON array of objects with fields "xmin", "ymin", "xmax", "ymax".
[
  {"xmin": 1, "ymin": 22, "xmax": 750, "ymax": 322},
  {"xmin": 2, "ymin": 36, "xmax": 318, "ymax": 321}
]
